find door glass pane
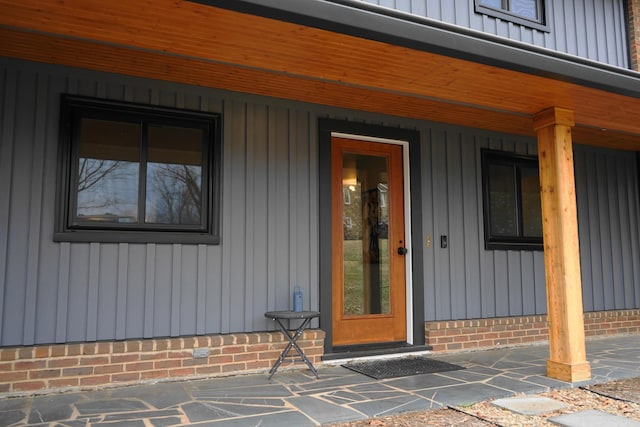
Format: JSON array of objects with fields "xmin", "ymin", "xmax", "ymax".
[
  {"xmin": 146, "ymin": 125, "xmax": 203, "ymax": 225},
  {"xmin": 489, "ymin": 164, "xmax": 517, "ymax": 236},
  {"xmin": 342, "ymin": 153, "xmax": 390, "ymax": 316},
  {"xmin": 76, "ymin": 118, "xmax": 140, "ymax": 224}
]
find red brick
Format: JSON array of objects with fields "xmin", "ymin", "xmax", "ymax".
[
  {"xmin": 140, "ymin": 352, "xmax": 168, "ymax": 361},
  {"xmin": 49, "ymin": 378, "xmax": 80, "ymax": 388},
  {"xmin": 209, "ymin": 355, "xmax": 233, "ymax": 364},
  {"xmin": 34, "ymin": 347, "xmax": 50, "ymax": 358},
  {"xmin": 51, "ymin": 345, "xmax": 66, "ymax": 357},
  {"xmin": 49, "ymin": 358, "xmax": 79, "ymax": 368},
  {"xmin": 246, "ymin": 360, "xmax": 271, "ymax": 370},
  {"xmin": 125, "ymin": 362, "xmax": 154, "ymax": 371},
  {"xmin": 80, "ymin": 356, "xmax": 109, "ymax": 366},
  {"xmin": 0, "ymin": 349, "xmax": 17, "ymax": 361},
  {"xmin": 111, "ymin": 354, "xmax": 140, "ymax": 363},
  {"xmin": 154, "ymin": 360, "xmax": 182, "ymax": 369},
  {"xmin": 82, "ymin": 344, "xmax": 98, "ymax": 355},
  {"xmin": 18, "ymin": 348, "xmax": 34, "ymax": 359},
  {"xmin": 30, "ymin": 369, "xmax": 61, "ymax": 379},
  {"xmin": 80, "ymin": 375, "xmax": 110, "ymax": 386},
  {"xmin": 127, "ymin": 341, "xmax": 142, "ymax": 352},
  {"xmin": 62, "ymin": 367, "xmax": 94, "ymax": 376},
  {"xmin": 1, "ymin": 371, "xmax": 28, "ymax": 381},
  {"xmin": 169, "ymin": 368, "xmax": 195, "ymax": 377},
  {"xmin": 95, "ymin": 364, "xmax": 124, "ymax": 374},
  {"xmin": 96, "ymin": 343, "xmax": 112, "ymax": 354},
  {"xmin": 112, "ymin": 372, "xmax": 140, "ymax": 382},
  {"xmin": 222, "ymin": 363, "xmax": 246, "ymax": 373},
  {"xmin": 168, "ymin": 351, "xmax": 191, "ymax": 359},
  {"xmin": 196, "ymin": 366, "xmax": 221, "ymax": 375},
  {"xmin": 221, "ymin": 346, "xmax": 245, "ymax": 355},
  {"xmin": 234, "ymin": 353, "xmax": 257, "ymax": 362},
  {"xmin": 141, "ymin": 341, "xmax": 155, "ymax": 352},
  {"xmin": 0, "ymin": 362, "xmax": 13, "ymax": 371},
  {"xmin": 141, "ymin": 370, "xmax": 168, "ymax": 379},
  {"xmin": 113, "ymin": 342, "xmax": 126, "ymax": 353},
  {"xmin": 182, "ymin": 358, "xmax": 208, "ymax": 367},
  {"xmin": 13, "ymin": 381, "xmax": 46, "ymax": 391},
  {"xmin": 15, "ymin": 360, "xmax": 46, "ymax": 370}
]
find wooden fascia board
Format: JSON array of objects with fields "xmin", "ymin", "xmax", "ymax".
[
  {"xmin": 0, "ymin": 0, "xmax": 639, "ymax": 146},
  {"xmin": 0, "ymin": 28, "xmax": 536, "ymax": 137}
]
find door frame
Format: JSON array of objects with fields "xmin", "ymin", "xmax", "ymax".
[{"xmin": 319, "ymin": 119, "xmax": 424, "ymax": 355}]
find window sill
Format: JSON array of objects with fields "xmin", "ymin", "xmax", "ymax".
[
  {"xmin": 54, "ymin": 230, "xmax": 220, "ymax": 245},
  {"xmin": 485, "ymin": 241, "xmax": 543, "ymax": 251}
]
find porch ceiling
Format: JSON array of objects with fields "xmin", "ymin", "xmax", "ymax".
[{"xmin": 1, "ymin": 0, "xmax": 639, "ymax": 149}]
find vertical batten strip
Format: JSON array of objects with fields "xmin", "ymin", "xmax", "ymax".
[
  {"xmin": 0, "ymin": 67, "xmax": 17, "ymax": 345},
  {"xmin": 23, "ymin": 72, "xmax": 49, "ymax": 345},
  {"xmin": 196, "ymin": 245, "xmax": 207, "ymax": 335},
  {"xmin": 170, "ymin": 244, "xmax": 182, "ymax": 337},
  {"xmin": 86, "ymin": 242, "xmax": 100, "ymax": 341},
  {"xmin": 143, "ymin": 244, "xmax": 156, "ymax": 338},
  {"xmin": 244, "ymin": 103, "xmax": 256, "ymax": 330},
  {"xmin": 116, "ymin": 243, "xmax": 128, "ymax": 340},
  {"xmin": 0, "ymin": 69, "xmax": 18, "ymax": 343},
  {"xmin": 288, "ymin": 109, "xmax": 298, "ymax": 311},
  {"xmin": 307, "ymin": 113, "xmax": 319, "ymax": 316},
  {"xmin": 55, "ymin": 242, "xmax": 71, "ymax": 343}
]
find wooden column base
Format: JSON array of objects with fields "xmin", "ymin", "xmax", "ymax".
[{"xmin": 547, "ymin": 359, "xmax": 591, "ymax": 382}]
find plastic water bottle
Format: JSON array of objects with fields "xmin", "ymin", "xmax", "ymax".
[{"xmin": 293, "ymin": 286, "xmax": 303, "ymax": 312}]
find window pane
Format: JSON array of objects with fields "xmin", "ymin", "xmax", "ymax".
[
  {"xmin": 520, "ymin": 166, "xmax": 542, "ymax": 237},
  {"xmin": 510, "ymin": 0, "xmax": 538, "ymax": 19},
  {"xmin": 76, "ymin": 118, "xmax": 140, "ymax": 224},
  {"xmin": 145, "ymin": 125, "xmax": 203, "ymax": 225},
  {"xmin": 480, "ymin": 0, "xmax": 503, "ymax": 9},
  {"xmin": 489, "ymin": 164, "xmax": 517, "ymax": 236}
]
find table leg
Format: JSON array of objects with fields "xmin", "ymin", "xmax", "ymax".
[{"xmin": 267, "ymin": 317, "xmax": 318, "ymax": 380}]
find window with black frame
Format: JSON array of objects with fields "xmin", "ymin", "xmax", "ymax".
[
  {"xmin": 475, "ymin": 0, "xmax": 548, "ymax": 31},
  {"xmin": 55, "ymin": 95, "xmax": 221, "ymax": 244},
  {"xmin": 481, "ymin": 149, "xmax": 543, "ymax": 250}
]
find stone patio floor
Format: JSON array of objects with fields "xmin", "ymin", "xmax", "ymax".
[{"xmin": 1, "ymin": 335, "xmax": 639, "ymax": 426}]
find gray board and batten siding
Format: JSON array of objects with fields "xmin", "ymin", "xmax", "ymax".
[
  {"xmin": 1, "ymin": 58, "xmax": 639, "ymax": 347},
  {"xmin": 356, "ymin": 0, "xmax": 630, "ymax": 69}
]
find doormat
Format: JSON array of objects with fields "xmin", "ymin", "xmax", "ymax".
[{"xmin": 342, "ymin": 356, "xmax": 464, "ymax": 379}]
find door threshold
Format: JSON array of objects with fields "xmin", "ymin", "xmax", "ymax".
[{"xmin": 322, "ymin": 343, "xmax": 432, "ymax": 362}]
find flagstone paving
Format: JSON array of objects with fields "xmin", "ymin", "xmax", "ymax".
[{"xmin": 1, "ymin": 335, "xmax": 639, "ymax": 426}]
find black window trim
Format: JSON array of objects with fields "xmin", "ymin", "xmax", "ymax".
[
  {"xmin": 474, "ymin": 0, "xmax": 550, "ymax": 32},
  {"xmin": 481, "ymin": 148, "xmax": 543, "ymax": 251},
  {"xmin": 55, "ymin": 95, "xmax": 222, "ymax": 244}
]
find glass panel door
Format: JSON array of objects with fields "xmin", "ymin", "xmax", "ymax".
[{"xmin": 342, "ymin": 153, "xmax": 390, "ymax": 316}]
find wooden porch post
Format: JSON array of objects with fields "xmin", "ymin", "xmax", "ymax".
[{"xmin": 532, "ymin": 107, "xmax": 591, "ymax": 382}]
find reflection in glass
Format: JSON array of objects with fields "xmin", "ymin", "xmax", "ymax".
[
  {"xmin": 76, "ymin": 118, "xmax": 140, "ymax": 223},
  {"xmin": 511, "ymin": 0, "xmax": 537, "ymax": 19},
  {"xmin": 489, "ymin": 164, "xmax": 517, "ymax": 236},
  {"xmin": 145, "ymin": 125, "xmax": 203, "ymax": 225},
  {"xmin": 521, "ymin": 166, "xmax": 542, "ymax": 236},
  {"xmin": 342, "ymin": 153, "xmax": 390, "ymax": 316}
]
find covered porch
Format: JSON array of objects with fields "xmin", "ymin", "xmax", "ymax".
[{"xmin": 1, "ymin": 0, "xmax": 640, "ymax": 382}]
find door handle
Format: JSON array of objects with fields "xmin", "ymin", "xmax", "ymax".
[{"xmin": 397, "ymin": 246, "xmax": 408, "ymax": 255}]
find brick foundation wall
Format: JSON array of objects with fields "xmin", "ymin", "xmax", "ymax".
[
  {"xmin": 630, "ymin": 0, "xmax": 640, "ymax": 71},
  {"xmin": 0, "ymin": 330, "xmax": 324, "ymax": 397},
  {"xmin": 425, "ymin": 309, "xmax": 640, "ymax": 352}
]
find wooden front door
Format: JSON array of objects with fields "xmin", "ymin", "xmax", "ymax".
[{"xmin": 331, "ymin": 137, "xmax": 407, "ymax": 346}]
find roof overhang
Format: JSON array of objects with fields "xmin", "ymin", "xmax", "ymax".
[{"xmin": 0, "ymin": 0, "xmax": 639, "ymax": 149}]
